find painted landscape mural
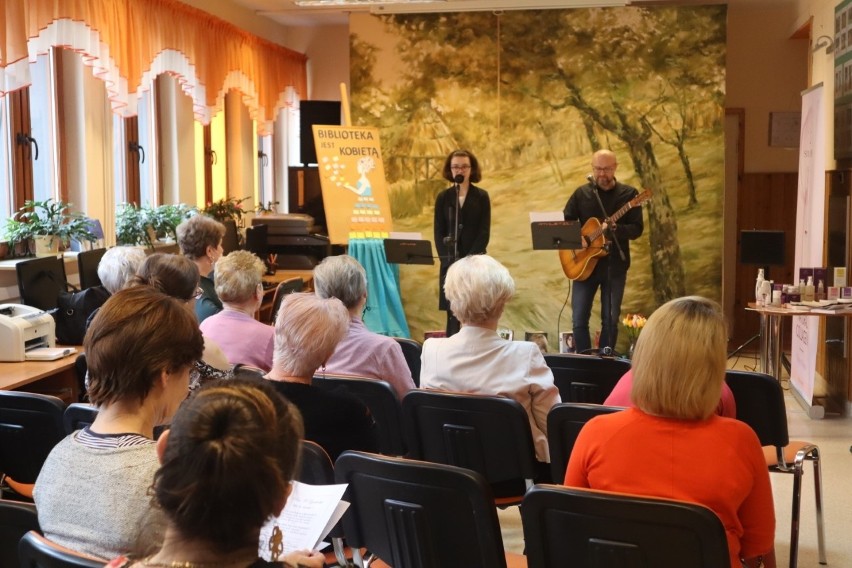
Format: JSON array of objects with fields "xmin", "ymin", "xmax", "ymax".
[{"xmin": 349, "ymin": 6, "xmax": 727, "ymax": 353}]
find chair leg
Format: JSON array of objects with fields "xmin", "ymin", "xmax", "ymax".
[
  {"xmin": 789, "ymin": 465, "xmax": 803, "ymax": 568},
  {"xmin": 811, "ymin": 452, "xmax": 827, "ymax": 565}
]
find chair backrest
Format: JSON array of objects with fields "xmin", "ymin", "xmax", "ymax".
[
  {"xmin": 298, "ymin": 440, "xmax": 335, "ymax": 486},
  {"xmin": 16, "ymin": 256, "xmax": 69, "ymax": 311},
  {"xmin": 546, "ymin": 403, "xmax": 624, "ymax": 483},
  {"xmin": 313, "ymin": 374, "xmax": 405, "ymax": 456},
  {"xmin": 75, "ymin": 248, "xmax": 107, "ymax": 290},
  {"xmin": 544, "ymin": 354, "xmax": 631, "ymax": 403},
  {"xmin": 0, "ymin": 501, "xmax": 39, "ymax": 568},
  {"xmin": 221, "ymin": 219, "xmax": 240, "ymax": 255},
  {"xmin": 0, "ymin": 391, "xmax": 66, "ymax": 484},
  {"xmin": 724, "ymin": 370, "xmax": 789, "ymax": 449},
  {"xmin": 270, "ymin": 277, "xmax": 304, "ymax": 322},
  {"xmin": 522, "ymin": 485, "xmax": 730, "ymax": 568},
  {"xmin": 393, "ymin": 337, "xmax": 422, "ymax": 387},
  {"xmin": 18, "ymin": 531, "xmax": 104, "ymax": 568},
  {"xmin": 401, "ymin": 389, "xmax": 538, "ymax": 486},
  {"xmin": 245, "ymin": 223, "xmax": 269, "ymax": 261},
  {"xmin": 335, "ymin": 451, "xmax": 509, "ymax": 568},
  {"xmin": 72, "ymin": 354, "xmax": 88, "ymax": 403},
  {"xmin": 62, "ymin": 403, "xmax": 98, "ymax": 436}
]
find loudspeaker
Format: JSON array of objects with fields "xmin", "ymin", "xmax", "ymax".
[
  {"xmin": 299, "ymin": 100, "xmax": 341, "ymax": 165},
  {"xmin": 740, "ymin": 230, "xmax": 786, "ymax": 266}
]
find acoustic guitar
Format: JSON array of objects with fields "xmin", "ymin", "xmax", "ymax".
[{"xmin": 559, "ymin": 189, "xmax": 653, "ymax": 281}]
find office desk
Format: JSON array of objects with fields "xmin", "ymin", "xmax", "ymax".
[{"xmin": 0, "ymin": 352, "xmax": 80, "ymax": 403}]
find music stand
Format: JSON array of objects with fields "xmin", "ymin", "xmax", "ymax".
[
  {"xmin": 531, "ymin": 221, "xmax": 582, "ymax": 250},
  {"xmin": 77, "ymin": 247, "xmax": 107, "ymax": 289},
  {"xmin": 16, "ymin": 256, "xmax": 69, "ymax": 311},
  {"xmin": 383, "ymin": 239, "xmax": 435, "ymax": 265}
]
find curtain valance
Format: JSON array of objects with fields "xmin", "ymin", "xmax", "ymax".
[{"xmin": 1, "ymin": 0, "xmax": 307, "ymax": 134}]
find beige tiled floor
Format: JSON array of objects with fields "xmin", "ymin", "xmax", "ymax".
[{"xmin": 499, "ymin": 353, "xmax": 852, "ymax": 567}]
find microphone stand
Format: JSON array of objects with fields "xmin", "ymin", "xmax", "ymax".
[
  {"xmin": 589, "ymin": 175, "xmax": 626, "ymax": 356},
  {"xmin": 452, "ymin": 180, "xmax": 460, "ymax": 264}
]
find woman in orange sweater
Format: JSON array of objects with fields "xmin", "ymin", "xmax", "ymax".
[{"xmin": 564, "ymin": 296, "xmax": 776, "ymax": 568}]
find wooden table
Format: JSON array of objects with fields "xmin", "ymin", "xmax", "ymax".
[{"xmin": 0, "ymin": 351, "xmax": 80, "ymax": 403}]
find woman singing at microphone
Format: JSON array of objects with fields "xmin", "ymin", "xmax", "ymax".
[{"xmin": 433, "ymin": 149, "xmax": 491, "ymax": 336}]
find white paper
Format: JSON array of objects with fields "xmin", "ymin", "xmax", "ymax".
[
  {"xmin": 529, "ymin": 211, "xmax": 564, "ymax": 222},
  {"xmin": 389, "ymin": 231, "xmax": 423, "ymax": 240},
  {"xmin": 25, "ymin": 347, "xmax": 77, "ymax": 361},
  {"xmin": 258, "ymin": 481, "xmax": 349, "ymax": 561}
]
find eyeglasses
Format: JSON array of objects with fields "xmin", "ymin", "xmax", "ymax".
[
  {"xmin": 193, "ymin": 287, "xmax": 204, "ymax": 300},
  {"xmin": 450, "ymin": 165, "xmax": 471, "ymax": 171},
  {"xmin": 592, "ymin": 166, "xmax": 615, "ymax": 174}
]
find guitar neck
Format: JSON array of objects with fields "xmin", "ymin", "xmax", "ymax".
[{"xmin": 589, "ymin": 199, "xmax": 637, "ymax": 241}]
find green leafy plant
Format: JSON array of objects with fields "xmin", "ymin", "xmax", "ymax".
[
  {"xmin": 147, "ymin": 203, "xmax": 195, "ymax": 241},
  {"xmin": 115, "ymin": 203, "xmax": 195, "ymax": 246},
  {"xmin": 202, "ymin": 196, "xmax": 251, "ymax": 223},
  {"xmin": 3, "ymin": 199, "xmax": 97, "ymax": 250},
  {"xmin": 255, "ymin": 200, "xmax": 280, "ymax": 214}
]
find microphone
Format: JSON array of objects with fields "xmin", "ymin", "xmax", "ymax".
[
  {"xmin": 586, "ymin": 174, "xmax": 597, "ymax": 188},
  {"xmin": 453, "ymin": 174, "xmax": 465, "ymax": 185}
]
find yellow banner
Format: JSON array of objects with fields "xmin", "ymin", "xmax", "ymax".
[{"xmin": 312, "ymin": 125, "xmax": 393, "ymax": 244}]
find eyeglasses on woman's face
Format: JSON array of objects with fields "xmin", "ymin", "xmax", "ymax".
[{"xmin": 450, "ymin": 164, "xmax": 471, "ymax": 171}]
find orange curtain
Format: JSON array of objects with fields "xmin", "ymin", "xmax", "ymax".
[{"xmin": 1, "ymin": 0, "xmax": 307, "ymax": 133}]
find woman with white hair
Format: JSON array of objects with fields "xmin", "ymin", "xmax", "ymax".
[
  {"xmin": 97, "ymin": 246, "xmax": 146, "ymax": 295},
  {"xmin": 420, "ymin": 254, "xmax": 560, "ymax": 470},
  {"xmin": 265, "ymin": 292, "xmax": 377, "ymax": 461},
  {"xmin": 199, "ymin": 250, "xmax": 274, "ymax": 371},
  {"xmin": 314, "ymin": 255, "xmax": 415, "ymax": 398}
]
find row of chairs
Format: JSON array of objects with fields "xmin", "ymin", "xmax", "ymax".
[{"xmin": 299, "ymin": 447, "xmax": 729, "ymax": 568}]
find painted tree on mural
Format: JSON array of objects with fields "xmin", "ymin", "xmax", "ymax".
[{"xmin": 367, "ymin": 6, "xmax": 725, "ymax": 304}]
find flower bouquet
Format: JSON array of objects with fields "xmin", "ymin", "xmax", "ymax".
[{"xmin": 622, "ymin": 313, "xmax": 647, "ymax": 357}]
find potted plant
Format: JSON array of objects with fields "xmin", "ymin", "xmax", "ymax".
[
  {"xmin": 255, "ymin": 200, "xmax": 280, "ymax": 216},
  {"xmin": 4, "ymin": 199, "xmax": 97, "ymax": 257},
  {"xmin": 147, "ymin": 203, "xmax": 195, "ymax": 242},
  {"xmin": 115, "ymin": 203, "xmax": 152, "ymax": 247},
  {"xmin": 202, "ymin": 196, "xmax": 251, "ymax": 226}
]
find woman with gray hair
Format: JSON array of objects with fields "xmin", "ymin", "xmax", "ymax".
[
  {"xmin": 199, "ymin": 250, "xmax": 274, "ymax": 371},
  {"xmin": 420, "ymin": 254, "xmax": 560, "ymax": 470},
  {"xmin": 176, "ymin": 214, "xmax": 226, "ymax": 323},
  {"xmin": 314, "ymin": 255, "xmax": 415, "ymax": 398},
  {"xmin": 265, "ymin": 292, "xmax": 377, "ymax": 461},
  {"xmin": 97, "ymin": 246, "xmax": 146, "ymax": 295}
]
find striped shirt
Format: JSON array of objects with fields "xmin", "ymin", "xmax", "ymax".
[{"xmin": 76, "ymin": 426, "xmax": 152, "ymax": 449}]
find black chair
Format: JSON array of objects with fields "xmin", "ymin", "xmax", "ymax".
[
  {"xmin": 401, "ymin": 389, "xmax": 538, "ymax": 506},
  {"xmin": 312, "ymin": 374, "xmax": 405, "ymax": 456},
  {"xmin": 546, "ymin": 403, "xmax": 624, "ymax": 483},
  {"xmin": 393, "ymin": 337, "xmax": 422, "ymax": 387},
  {"xmin": 18, "ymin": 530, "xmax": 104, "ymax": 568},
  {"xmin": 0, "ymin": 500, "xmax": 39, "ymax": 568},
  {"xmin": 221, "ymin": 219, "xmax": 240, "ymax": 255},
  {"xmin": 15, "ymin": 256, "xmax": 71, "ymax": 311},
  {"xmin": 544, "ymin": 353, "xmax": 631, "ymax": 403},
  {"xmin": 297, "ymin": 441, "xmax": 347, "ymax": 567},
  {"xmin": 335, "ymin": 451, "xmax": 526, "ymax": 568},
  {"xmin": 62, "ymin": 403, "xmax": 98, "ymax": 435},
  {"xmin": 725, "ymin": 370, "xmax": 826, "ymax": 568},
  {"xmin": 75, "ymin": 248, "xmax": 106, "ymax": 290},
  {"xmin": 522, "ymin": 484, "xmax": 730, "ymax": 568},
  {"xmin": 72, "ymin": 354, "xmax": 88, "ymax": 403},
  {"xmin": 0, "ymin": 391, "xmax": 66, "ymax": 493},
  {"xmin": 268, "ymin": 277, "xmax": 304, "ymax": 323}
]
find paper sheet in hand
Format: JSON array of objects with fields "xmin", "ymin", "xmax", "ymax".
[{"xmin": 258, "ymin": 481, "xmax": 349, "ymax": 561}]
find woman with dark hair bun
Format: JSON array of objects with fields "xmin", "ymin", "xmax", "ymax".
[
  {"xmin": 108, "ymin": 378, "xmax": 323, "ymax": 568},
  {"xmin": 434, "ymin": 149, "xmax": 491, "ymax": 336}
]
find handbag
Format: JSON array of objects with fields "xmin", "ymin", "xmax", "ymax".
[{"xmin": 50, "ymin": 286, "xmax": 110, "ymax": 345}]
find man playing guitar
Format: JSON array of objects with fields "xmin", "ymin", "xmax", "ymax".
[{"xmin": 563, "ymin": 149, "xmax": 644, "ymax": 355}]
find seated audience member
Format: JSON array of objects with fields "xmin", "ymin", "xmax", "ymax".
[
  {"xmin": 107, "ymin": 379, "xmax": 323, "ymax": 568},
  {"xmin": 34, "ymin": 286, "xmax": 204, "ymax": 560},
  {"xmin": 98, "ymin": 246, "xmax": 147, "ymax": 295},
  {"xmin": 199, "ymin": 250, "xmax": 274, "ymax": 371},
  {"xmin": 565, "ymin": 296, "xmax": 775, "ymax": 568},
  {"xmin": 133, "ymin": 253, "xmax": 232, "ymax": 390},
  {"xmin": 420, "ymin": 254, "xmax": 561, "ymax": 467},
  {"xmin": 313, "ymin": 255, "xmax": 415, "ymax": 398},
  {"xmin": 265, "ymin": 292, "xmax": 378, "ymax": 461},
  {"xmin": 176, "ymin": 214, "xmax": 226, "ymax": 323},
  {"xmin": 605, "ymin": 368, "xmax": 737, "ymax": 418}
]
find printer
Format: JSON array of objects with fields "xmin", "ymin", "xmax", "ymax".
[{"xmin": 0, "ymin": 304, "xmax": 56, "ymax": 362}]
